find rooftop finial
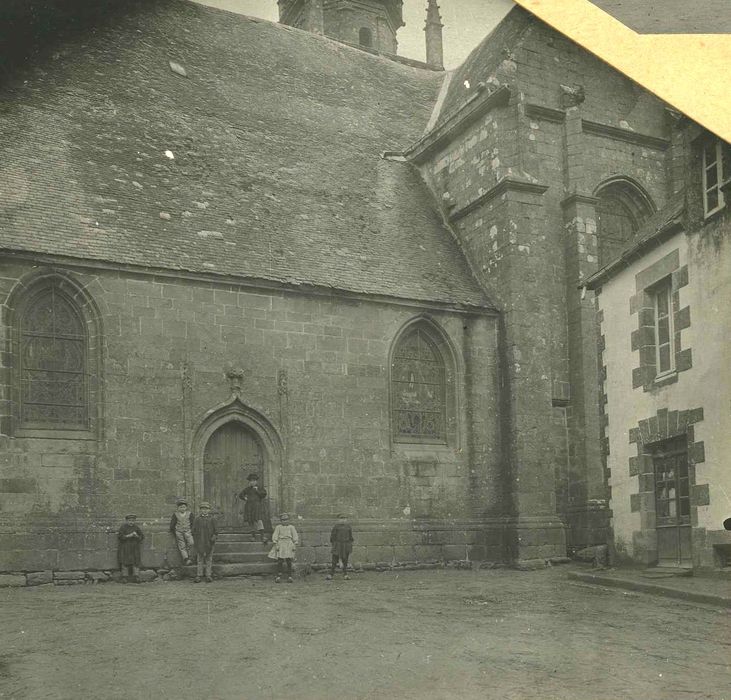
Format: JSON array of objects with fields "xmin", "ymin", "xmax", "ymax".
[{"xmin": 424, "ymin": 0, "xmax": 444, "ymax": 71}]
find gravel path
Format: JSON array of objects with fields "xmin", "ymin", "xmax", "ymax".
[{"xmin": 1, "ymin": 568, "xmax": 729, "ymax": 700}]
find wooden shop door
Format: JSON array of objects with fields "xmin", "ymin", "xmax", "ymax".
[
  {"xmin": 203, "ymin": 422, "xmax": 264, "ymax": 529},
  {"xmin": 653, "ymin": 438, "xmax": 692, "ymax": 567}
]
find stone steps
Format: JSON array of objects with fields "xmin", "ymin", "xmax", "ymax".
[
  {"xmin": 215, "ymin": 541, "xmax": 270, "ymax": 553},
  {"xmin": 182, "ymin": 562, "xmax": 276, "ymax": 577},
  {"xmin": 215, "ymin": 552, "xmax": 273, "ymax": 564}
]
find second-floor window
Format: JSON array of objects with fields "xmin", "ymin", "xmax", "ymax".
[
  {"xmin": 702, "ymin": 138, "xmax": 731, "ymax": 217},
  {"xmin": 654, "ymin": 281, "xmax": 674, "ymax": 376}
]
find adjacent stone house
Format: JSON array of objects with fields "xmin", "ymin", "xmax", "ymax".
[
  {"xmin": 586, "ymin": 123, "xmax": 731, "ymax": 569},
  {"xmin": 0, "ymin": 0, "xmax": 726, "ymax": 574}
]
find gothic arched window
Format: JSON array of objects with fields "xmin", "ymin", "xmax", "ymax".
[
  {"xmin": 391, "ymin": 326, "xmax": 447, "ymax": 444},
  {"xmin": 359, "ymin": 27, "xmax": 373, "ymax": 48},
  {"xmin": 18, "ymin": 288, "xmax": 88, "ymax": 430},
  {"xmin": 595, "ymin": 179, "xmax": 655, "ymax": 266}
]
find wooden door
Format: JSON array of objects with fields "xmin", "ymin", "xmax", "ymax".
[
  {"xmin": 654, "ymin": 438, "xmax": 692, "ymax": 567},
  {"xmin": 203, "ymin": 422, "xmax": 264, "ymax": 529}
]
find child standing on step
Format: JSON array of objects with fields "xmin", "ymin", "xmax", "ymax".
[
  {"xmin": 117, "ymin": 513, "xmax": 144, "ymax": 584},
  {"xmin": 238, "ymin": 473, "xmax": 268, "ymax": 543},
  {"xmin": 268, "ymin": 513, "xmax": 299, "ymax": 583},
  {"xmin": 191, "ymin": 501, "xmax": 218, "ymax": 583},
  {"xmin": 169, "ymin": 498, "xmax": 194, "ymax": 566},
  {"xmin": 326, "ymin": 514, "xmax": 354, "ymax": 581}
]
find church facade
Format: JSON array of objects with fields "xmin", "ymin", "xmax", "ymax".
[{"xmin": 0, "ymin": 0, "xmax": 727, "ymax": 575}]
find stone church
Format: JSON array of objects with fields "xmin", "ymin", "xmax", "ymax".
[{"xmin": 0, "ymin": 0, "xmax": 727, "ymax": 576}]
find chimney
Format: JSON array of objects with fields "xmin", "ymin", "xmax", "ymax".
[{"xmin": 424, "ymin": 0, "xmax": 444, "ymax": 70}]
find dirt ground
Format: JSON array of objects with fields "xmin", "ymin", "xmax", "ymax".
[{"xmin": 1, "ymin": 567, "xmax": 729, "ymax": 700}]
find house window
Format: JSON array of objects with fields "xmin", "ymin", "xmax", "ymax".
[
  {"xmin": 702, "ymin": 138, "xmax": 731, "ymax": 217},
  {"xmin": 653, "ymin": 281, "xmax": 674, "ymax": 376},
  {"xmin": 391, "ymin": 327, "xmax": 447, "ymax": 443},
  {"xmin": 18, "ymin": 288, "xmax": 88, "ymax": 429}
]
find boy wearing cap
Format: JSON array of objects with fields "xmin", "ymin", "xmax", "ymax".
[
  {"xmin": 326, "ymin": 514, "xmax": 354, "ymax": 581},
  {"xmin": 191, "ymin": 502, "xmax": 218, "ymax": 583},
  {"xmin": 267, "ymin": 513, "xmax": 299, "ymax": 583},
  {"xmin": 169, "ymin": 498, "xmax": 195, "ymax": 566},
  {"xmin": 117, "ymin": 514, "xmax": 144, "ymax": 584},
  {"xmin": 238, "ymin": 473, "xmax": 268, "ymax": 543}
]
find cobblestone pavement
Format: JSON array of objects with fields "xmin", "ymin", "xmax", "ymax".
[{"xmin": 1, "ymin": 568, "xmax": 729, "ymax": 700}]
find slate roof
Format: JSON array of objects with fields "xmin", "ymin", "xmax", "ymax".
[
  {"xmin": 0, "ymin": 0, "xmax": 491, "ymax": 308},
  {"xmin": 585, "ymin": 196, "xmax": 686, "ymax": 289},
  {"xmin": 435, "ymin": 7, "xmax": 531, "ymax": 127}
]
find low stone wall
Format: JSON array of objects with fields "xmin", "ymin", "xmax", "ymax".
[{"xmin": 0, "ymin": 517, "xmax": 517, "ymax": 573}]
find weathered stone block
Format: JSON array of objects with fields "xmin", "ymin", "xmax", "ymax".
[
  {"xmin": 26, "ymin": 570, "xmax": 53, "ymax": 586},
  {"xmin": 54, "ymin": 570, "xmax": 86, "ymax": 580},
  {"xmin": 0, "ymin": 574, "xmax": 26, "ymax": 587}
]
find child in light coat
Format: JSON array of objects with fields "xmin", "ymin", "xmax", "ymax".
[
  {"xmin": 169, "ymin": 498, "xmax": 194, "ymax": 565},
  {"xmin": 268, "ymin": 513, "xmax": 299, "ymax": 583}
]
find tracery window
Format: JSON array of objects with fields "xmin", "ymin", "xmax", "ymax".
[
  {"xmin": 595, "ymin": 179, "xmax": 654, "ymax": 267},
  {"xmin": 18, "ymin": 288, "xmax": 88, "ymax": 429},
  {"xmin": 391, "ymin": 327, "xmax": 446, "ymax": 443}
]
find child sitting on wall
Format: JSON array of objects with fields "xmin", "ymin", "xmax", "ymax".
[
  {"xmin": 326, "ymin": 513, "xmax": 354, "ymax": 581},
  {"xmin": 268, "ymin": 513, "xmax": 299, "ymax": 583},
  {"xmin": 117, "ymin": 513, "xmax": 144, "ymax": 584},
  {"xmin": 169, "ymin": 498, "xmax": 195, "ymax": 566}
]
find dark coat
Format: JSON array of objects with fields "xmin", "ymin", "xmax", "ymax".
[
  {"xmin": 238, "ymin": 484, "xmax": 267, "ymax": 525},
  {"xmin": 330, "ymin": 522, "xmax": 354, "ymax": 558},
  {"xmin": 191, "ymin": 513, "xmax": 218, "ymax": 555},
  {"xmin": 117, "ymin": 523, "xmax": 144, "ymax": 566}
]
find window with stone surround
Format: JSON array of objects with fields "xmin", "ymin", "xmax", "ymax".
[
  {"xmin": 595, "ymin": 179, "xmax": 655, "ymax": 266},
  {"xmin": 630, "ymin": 250, "xmax": 692, "ymax": 392},
  {"xmin": 18, "ymin": 288, "xmax": 88, "ymax": 429},
  {"xmin": 390, "ymin": 326, "xmax": 447, "ymax": 444},
  {"xmin": 702, "ymin": 138, "xmax": 731, "ymax": 217},
  {"xmin": 8, "ymin": 272, "xmax": 102, "ymax": 438}
]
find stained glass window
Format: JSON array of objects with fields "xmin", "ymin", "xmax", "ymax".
[
  {"xmin": 19, "ymin": 289, "xmax": 88, "ymax": 429},
  {"xmin": 391, "ymin": 328, "xmax": 446, "ymax": 443}
]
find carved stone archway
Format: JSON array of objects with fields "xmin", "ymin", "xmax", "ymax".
[{"xmin": 190, "ymin": 397, "xmax": 284, "ymax": 521}]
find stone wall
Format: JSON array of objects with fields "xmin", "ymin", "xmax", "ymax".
[
  {"xmin": 0, "ymin": 259, "xmax": 504, "ymax": 571},
  {"xmin": 412, "ymin": 16, "xmax": 673, "ymax": 554}
]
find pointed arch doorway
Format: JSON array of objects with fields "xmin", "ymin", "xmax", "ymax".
[
  {"xmin": 192, "ymin": 400, "xmax": 283, "ymax": 531},
  {"xmin": 203, "ymin": 422, "xmax": 264, "ymax": 528}
]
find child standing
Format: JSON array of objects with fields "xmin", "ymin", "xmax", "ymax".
[
  {"xmin": 327, "ymin": 514, "xmax": 354, "ymax": 581},
  {"xmin": 117, "ymin": 513, "xmax": 144, "ymax": 584},
  {"xmin": 238, "ymin": 473, "xmax": 268, "ymax": 543},
  {"xmin": 267, "ymin": 513, "xmax": 299, "ymax": 583},
  {"xmin": 169, "ymin": 498, "xmax": 194, "ymax": 566},
  {"xmin": 191, "ymin": 501, "xmax": 218, "ymax": 583}
]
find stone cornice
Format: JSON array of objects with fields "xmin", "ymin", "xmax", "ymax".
[
  {"xmin": 450, "ymin": 177, "xmax": 550, "ymax": 222},
  {"xmin": 561, "ymin": 192, "xmax": 599, "ymax": 209},
  {"xmin": 524, "ymin": 103, "xmax": 566, "ymax": 123},
  {"xmin": 581, "ymin": 119, "xmax": 670, "ymax": 150},
  {"xmin": 404, "ymin": 85, "xmax": 511, "ymax": 164}
]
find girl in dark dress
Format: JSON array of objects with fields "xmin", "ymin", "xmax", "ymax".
[
  {"xmin": 238, "ymin": 473, "xmax": 268, "ymax": 543},
  {"xmin": 117, "ymin": 514, "xmax": 144, "ymax": 583}
]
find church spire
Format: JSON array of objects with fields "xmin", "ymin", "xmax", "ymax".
[{"xmin": 424, "ymin": 0, "xmax": 444, "ymax": 70}]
